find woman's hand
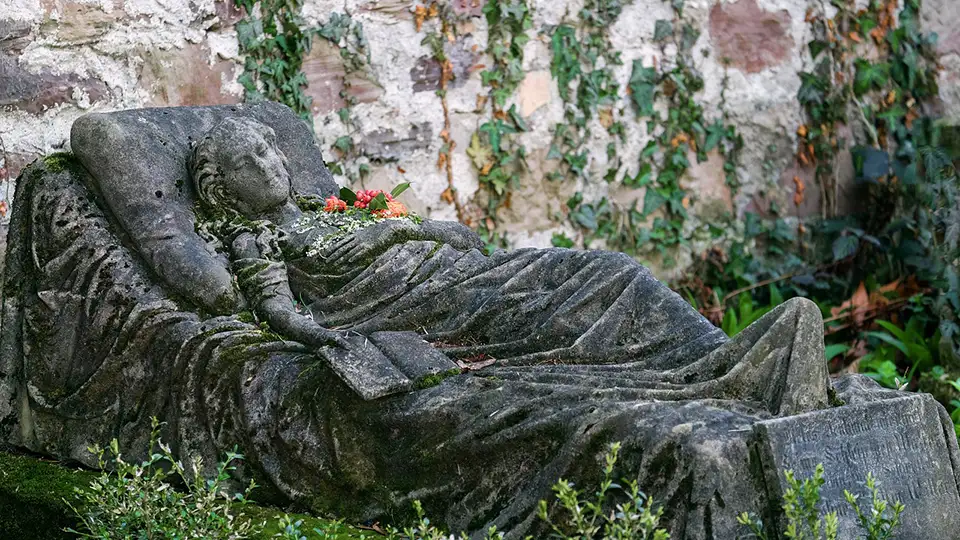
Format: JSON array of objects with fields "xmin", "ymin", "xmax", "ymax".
[{"xmin": 322, "ymin": 219, "xmax": 415, "ymax": 268}]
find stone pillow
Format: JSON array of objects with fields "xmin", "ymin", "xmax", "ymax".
[{"xmin": 70, "ymin": 102, "xmax": 339, "ymax": 314}]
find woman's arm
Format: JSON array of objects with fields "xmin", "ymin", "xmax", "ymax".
[
  {"xmin": 323, "ymin": 218, "xmax": 484, "ymax": 268},
  {"xmin": 232, "ymin": 231, "xmax": 346, "ymax": 348}
]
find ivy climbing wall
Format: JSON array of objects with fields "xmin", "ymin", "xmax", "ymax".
[{"xmin": 1, "ymin": 0, "xmax": 958, "ymax": 277}]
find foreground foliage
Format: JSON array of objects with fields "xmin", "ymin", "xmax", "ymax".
[{"xmin": 65, "ymin": 430, "xmax": 905, "ymax": 540}]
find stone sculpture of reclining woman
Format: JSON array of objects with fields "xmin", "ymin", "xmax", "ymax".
[{"xmin": 3, "ymin": 104, "xmax": 939, "ymax": 540}]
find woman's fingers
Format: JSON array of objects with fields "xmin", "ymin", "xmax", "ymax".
[
  {"xmin": 346, "ymin": 245, "xmax": 372, "ymax": 264},
  {"xmin": 325, "ymin": 237, "xmax": 357, "ymax": 262}
]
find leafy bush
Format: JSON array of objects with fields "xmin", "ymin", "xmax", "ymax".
[
  {"xmin": 537, "ymin": 442, "xmax": 669, "ymax": 540},
  {"xmin": 67, "ymin": 418, "xmax": 262, "ymax": 539},
  {"xmin": 737, "ymin": 464, "xmax": 903, "ymax": 540}
]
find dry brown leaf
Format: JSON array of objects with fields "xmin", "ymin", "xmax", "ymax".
[
  {"xmin": 414, "ymin": 5, "xmax": 427, "ymax": 32},
  {"xmin": 441, "ymin": 187, "xmax": 455, "ymax": 204},
  {"xmin": 598, "ymin": 108, "xmax": 614, "ymax": 129}
]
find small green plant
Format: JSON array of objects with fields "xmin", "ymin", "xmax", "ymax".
[
  {"xmin": 537, "ymin": 442, "xmax": 670, "ymax": 540},
  {"xmin": 737, "ymin": 464, "xmax": 903, "ymax": 540},
  {"xmin": 383, "ymin": 500, "xmax": 503, "ymax": 540},
  {"xmin": 859, "ymin": 317, "xmax": 939, "ymax": 388},
  {"xmin": 67, "ymin": 418, "xmax": 263, "ymax": 539},
  {"xmin": 721, "ymin": 285, "xmax": 785, "ymax": 337}
]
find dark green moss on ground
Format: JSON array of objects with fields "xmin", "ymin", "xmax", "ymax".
[{"xmin": 0, "ymin": 450, "xmax": 367, "ymax": 539}]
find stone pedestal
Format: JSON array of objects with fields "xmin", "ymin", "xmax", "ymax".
[{"xmin": 755, "ymin": 394, "xmax": 960, "ymax": 539}]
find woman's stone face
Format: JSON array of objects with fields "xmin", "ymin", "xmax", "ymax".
[{"xmin": 221, "ymin": 127, "xmax": 291, "ymax": 217}]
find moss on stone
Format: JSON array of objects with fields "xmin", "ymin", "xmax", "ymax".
[
  {"xmin": 0, "ymin": 450, "xmax": 366, "ymax": 539},
  {"xmin": 42, "ymin": 152, "xmax": 82, "ymax": 174},
  {"xmin": 414, "ymin": 368, "xmax": 462, "ymax": 390}
]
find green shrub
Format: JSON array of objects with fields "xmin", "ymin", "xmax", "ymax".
[
  {"xmin": 737, "ymin": 465, "xmax": 903, "ymax": 540},
  {"xmin": 536, "ymin": 442, "xmax": 669, "ymax": 540},
  {"xmin": 67, "ymin": 418, "xmax": 263, "ymax": 539}
]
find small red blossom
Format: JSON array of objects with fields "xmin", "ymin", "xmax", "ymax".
[
  {"xmin": 323, "ymin": 196, "xmax": 347, "ymax": 212},
  {"xmin": 372, "ymin": 200, "xmax": 409, "ymax": 218}
]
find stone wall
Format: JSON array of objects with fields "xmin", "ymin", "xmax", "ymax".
[{"xmin": 1, "ymin": 0, "xmax": 958, "ymax": 276}]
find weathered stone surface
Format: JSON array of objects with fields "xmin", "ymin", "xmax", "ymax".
[
  {"xmin": 517, "ymin": 70, "xmax": 552, "ymax": 117},
  {"xmin": 410, "ymin": 41, "xmax": 480, "ymax": 93},
  {"xmin": 708, "ymin": 0, "xmax": 793, "ymax": 73},
  {"xmin": 450, "ymin": 0, "xmax": 483, "ymax": 17},
  {"xmin": 0, "ymin": 19, "xmax": 32, "ymax": 53},
  {"xmin": 139, "ymin": 43, "xmax": 241, "ymax": 107},
  {"xmin": 3, "ymin": 104, "xmax": 954, "ymax": 539},
  {"xmin": 685, "ymin": 150, "xmax": 733, "ymax": 220},
  {"xmin": 0, "ymin": 54, "xmax": 109, "ymax": 113},
  {"xmin": 357, "ymin": 122, "xmax": 432, "ymax": 161},
  {"xmin": 360, "ymin": 0, "xmax": 412, "ymax": 19},
  {"xmin": 212, "ymin": 0, "xmax": 244, "ymax": 28},
  {"xmin": 302, "ymin": 38, "xmax": 383, "ymax": 115},
  {"xmin": 39, "ymin": 0, "xmax": 129, "ymax": 45},
  {"xmin": 755, "ymin": 393, "xmax": 960, "ymax": 538}
]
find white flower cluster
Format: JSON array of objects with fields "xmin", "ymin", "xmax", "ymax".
[{"xmin": 297, "ymin": 210, "xmax": 412, "ymax": 258}]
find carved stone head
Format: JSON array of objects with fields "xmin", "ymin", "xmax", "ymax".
[{"xmin": 189, "ymin": 117, "xmax": 294, "ymax": 219}]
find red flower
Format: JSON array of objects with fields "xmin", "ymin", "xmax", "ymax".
[
  {"xmin": 372, "ymin": 200, "xmax": 409, "ymax": 218},
  {"xmin": 323, "ymin": 196, "xmax": 347, "ymax": 212}
]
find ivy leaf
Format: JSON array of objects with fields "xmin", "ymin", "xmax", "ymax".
[
  {"xmin": 643, "ymin": 189, "xmax": 667, "ymax": 215},
  {"xmin": 546, "ymin": 144, "xmax": 563, "ymax": 160},
  {"xmin": 641, "ymin": 140, "xmax": 658, "ymax": 159},
  {"xmin": 508, "ymin": 105, "xmax": 529, "ymax": 132},
  {"xmin": 466, "ymin": 133, "xmax": 494, "ymax": 170},
  {"xmin": 629, "ymin": 61, "xmax": 657, "ymax": 117},
  {"xmin": 572, "ymin": 206, "xmax": 598, "ymax": 230},
  {"xmin": 624, "ymin": 162, "xmax": 653, "ymax": 188},
  {"xmin": 654, "ymin": 20, "xmax": 673, "ymax": 42},
  {"xmin": 832, "ymin": 235, "xmax": 860, "ymax": 261},
  {"xmin": 680, "ymin": 24, "xmax": 700, "ymax": 52},
  {"xmin": 551, "ymin": 233, "xmax": 575, "ymax": 248},
  {"xmin": 703, "ymin": 121, "xmax": 724, "ymax": 153},
  {"xmin": 854, "ymin": 60, "xmax": 890, "ymax": 95},
  {"xmin": 333, "ymin": 136, "xmax": 353, "ymax": 153},
  {"xmin": 797, "ymin": 72, "xmax": 827, "ymax": 105},
  {"xmin": 808, "ymin": 39, "xmax": 829, "ymax": 60}
]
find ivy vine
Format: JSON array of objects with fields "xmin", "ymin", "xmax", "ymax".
[
  {"xmin": 234, "ymin": 0, "xmax": 314, "ymax": 125},
  {"xmin": 467, "ymin": 0, "xmax": 534, "ymax": 248},
  {"xmin": 557, "ymin": 0, "xmax": 742, "ymax": 266}
]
